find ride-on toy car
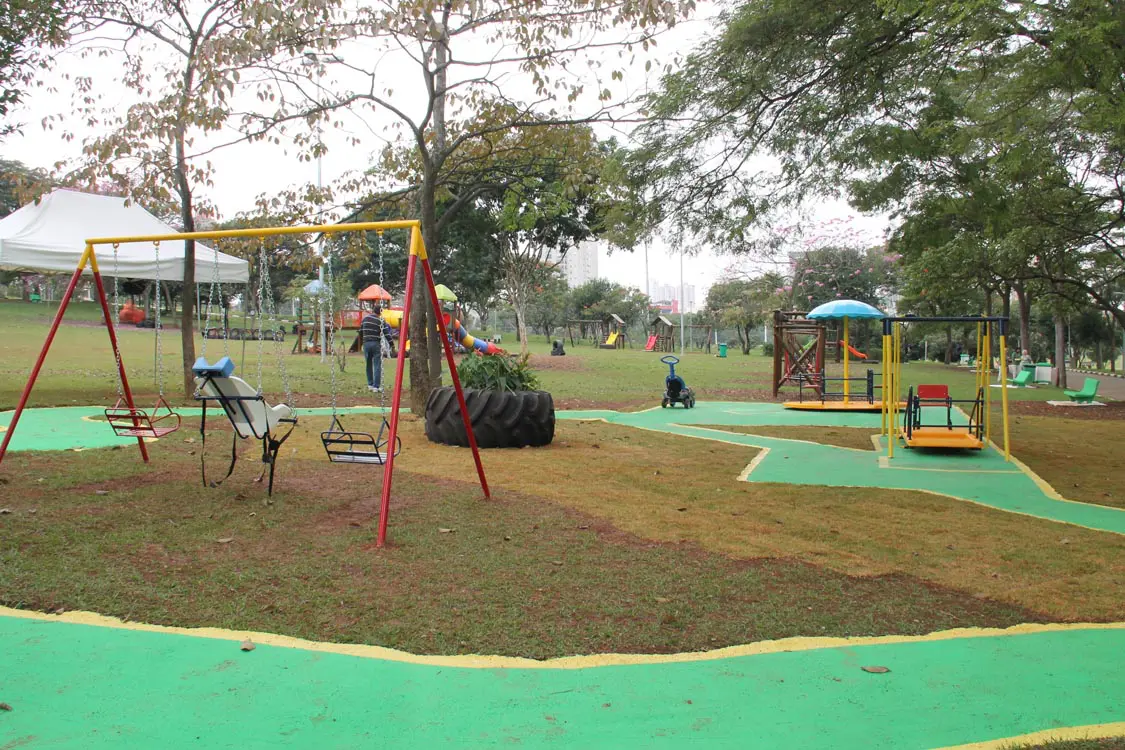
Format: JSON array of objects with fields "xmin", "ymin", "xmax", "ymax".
[{"xmin": 660, "ymin": 355, "xmax": 696, "ymax": 408}]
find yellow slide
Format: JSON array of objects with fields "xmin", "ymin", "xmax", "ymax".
[{"xmin": 603, "ymin": 332, "xmax": 619, "ymax": 347}]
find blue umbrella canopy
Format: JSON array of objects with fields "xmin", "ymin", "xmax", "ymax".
[{"xmin": 807, "ymin": 299, "xmax": 884, "ymax": 320}]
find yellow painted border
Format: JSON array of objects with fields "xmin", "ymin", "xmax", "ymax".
[
  {"xmin": 941, "ymin": 722, "xmax": 1125, "ymax": 749},
  {"xmin": 3, "ymin": 605, "xmax": 1123, "ymax": 670}
]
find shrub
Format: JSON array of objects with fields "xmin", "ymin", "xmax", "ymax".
[
  {"xmin": 456, "ymin": 353, "xmax": 541, "ymax": 392},
  {"xmin": 760, "ymin": 342, "xmax": 774, "ymax": 356}
]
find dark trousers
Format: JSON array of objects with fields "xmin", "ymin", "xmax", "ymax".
[{"xmin": 364, "ymin": 341, "xmax": 382, "ymax": 388}]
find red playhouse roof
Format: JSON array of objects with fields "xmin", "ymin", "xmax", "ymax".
[{"xmin": 357, "ymin": 284, "xmax": 392, "ymax": 301}]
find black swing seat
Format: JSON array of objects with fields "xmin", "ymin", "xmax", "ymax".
[
  {"xmin": 321, "ymin": 415, "xmax": 401, "ymax": 465},
  {"xmin": 105, "ymin": 396, "xmax": 182, "ymax": 438}
]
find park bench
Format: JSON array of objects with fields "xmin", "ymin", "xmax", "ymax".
[{"xmin": 1064, "ymin": 377, "xmax": 1100, "ymax": 403}]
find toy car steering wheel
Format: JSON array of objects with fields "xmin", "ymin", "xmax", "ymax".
[{"xmin": 660, "ymin": 356, "xmax": 679, "ymax": 365}]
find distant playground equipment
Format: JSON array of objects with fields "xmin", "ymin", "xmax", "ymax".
[
  {"xmin": 775, "ymin": 301, "xmax": 885, "ymax": 412},
  {"xmin": 773, "ymin": 310, "xmax": 825, "ymax": 396},
  {"xmin": 646, "ymin": 314, "xmax": 673, "ymax": 351},
  {"xmin": 117, "ymin": 300, "xmax": 146, "ymax": 325},
  {"xmin": 646, "ymin": 315, "xmax": 713, "ymax": 353},
  {"xmin": 599, "ymin": 313, "xmax": 628, "ymax": 349},
  {"xmin": 882, "ymin": 315, "xmax": 1011, "ymax": 459},
  {"xmin": 660, "ymin": 355, "xmax": 696, "ymax": 408},
  {"xmin": 566, "ymin": 318, "xmax": 606, "ymax": 347},
  {"xmin": 381, "ymin": 307, "xmax": 504, "ymax": 356}
]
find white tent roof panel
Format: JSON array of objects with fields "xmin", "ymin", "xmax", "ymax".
[{"xmin": 0, "ymin": 189, "xmax": 249, "ymax": 283}]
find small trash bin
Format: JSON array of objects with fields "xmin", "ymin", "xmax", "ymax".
[{"xmin": 718, "ymin": 342, "xmax": 728, "ymax": 358}]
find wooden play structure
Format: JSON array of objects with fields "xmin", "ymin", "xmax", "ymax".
[
  {"xmin": 780, "ymin": 301, "xmax": 886, "ymax": 412},
  {"xmin": 772, "ymin": 310, "xmax": 826, "ymax": 397},
  {"xmin": 646, "ymin": 316, "xmax": 713, "ymax": 353},
  {"xmin": 646, "ymin": 315, "xmax": 674, "ymax": 351},
  {"xmin": 566, "ymin": 318, "xmax": 606, "ymax": 347},
  {"xmin": 599, "ymin": 313, "xmax": 627, "ymax": 349}
]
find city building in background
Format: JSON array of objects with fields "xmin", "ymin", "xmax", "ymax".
[
  {"xmin": 547, "ymin": 240, "xmax": 600, "ymax": 288},
  {"xmin": 648, "ymin": 279, "xmax": 696, "ymax": 314}
]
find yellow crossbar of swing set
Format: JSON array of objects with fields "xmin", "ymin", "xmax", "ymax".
[{"xmin": 85, "ymin": 220, "xmax": 429, "ymax": 259}]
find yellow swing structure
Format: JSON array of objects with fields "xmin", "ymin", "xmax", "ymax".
[
  {"xmin": 881, "ymin": 316, "xmax": 1011, "ymax": 460},
  {"xmin": 0, "ymin": 220, "xmax": 489, "ymax": 549}
]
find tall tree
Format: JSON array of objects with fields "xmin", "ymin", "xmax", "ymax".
[
  {"xmin": 283, "ymin": 0, "xmax": 689, "ymax": 412},
  {"xmin": 0, "ymin": 0, "xmax": 66, "ymax": 138},
  {"xmin": 635, "ymin": 0, "xmax": 1125, "ymax": 329},
  {"xmin": 61, "ymin": 0, "xmax": 313, "ymax": 396}
]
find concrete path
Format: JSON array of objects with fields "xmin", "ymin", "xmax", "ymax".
[{"xmin": 1070, "ymin": 371, "xmax": 1125, "ymax": 401}]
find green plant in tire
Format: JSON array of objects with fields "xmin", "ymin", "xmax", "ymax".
[
  {"xmin": 455, "ymin": 353, "xmax": 541, "ymax": 392},
  {"xmin": 425, "ymin": 354, "xmax": 555, "ymax": 448}
]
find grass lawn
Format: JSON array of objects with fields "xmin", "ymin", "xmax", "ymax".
[
  {"xmin": 0, "ymin": 298, "xmax": 1095, "ymax": 409},
  {"xmin": 1, "ymin": 301, "xmax": 1123, "ymax": 633}
]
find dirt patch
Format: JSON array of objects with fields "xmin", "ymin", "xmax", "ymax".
[
  {"xmin": 526, "ymin": 353, "xmax": 587, "ymax": 372},
  {"xmin": 1009, "ymin": 400, "xmax": 1125, "ymax": 421}
]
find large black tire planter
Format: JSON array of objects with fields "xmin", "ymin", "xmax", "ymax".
[{"xmin": 425, "ymin": 387, "xmax": 555, "ymax": 448}]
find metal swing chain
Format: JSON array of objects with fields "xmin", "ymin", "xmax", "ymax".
[
  {"xmin": 325, "ymin": 245, "xmax": 339, "ymax": 418},
  {"xmin": 258, "ymin": 239, "xmax": 293, "ymax": 404},
  {"xmin": 202, "ymin": 239, "xmax": 227, "ymax": 360},
  {"xmin": 153, "ymin": 241, "xmax": 165, "ymax": 397},
  {"xmin": 256, "ymin": 241, "xmax": 267, "ymax": 394},
  {"xmin": 376, "ymin": 230, "xmax": 386, "ymax": 409},
  {"xmin": 111, "ymin": 243, "xmax": 124, "ymax": 399}
]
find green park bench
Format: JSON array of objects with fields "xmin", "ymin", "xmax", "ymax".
[
  {"xmin": 1064, "ymin": 377, "xmax": 1100, "ymax": 403},
  {"xmin": 1008, "ymin": 369, "xmax": 1034, "ymax": 387}
]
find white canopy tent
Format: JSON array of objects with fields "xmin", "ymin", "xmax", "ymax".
[{"xmin": 0, "ymin": 188, "xmax": 249, "ymax": 283}]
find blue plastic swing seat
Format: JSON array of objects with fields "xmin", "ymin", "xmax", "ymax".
[{"xmin": 192, "ymin": 356, "xmax": 236, "ymax": 377}]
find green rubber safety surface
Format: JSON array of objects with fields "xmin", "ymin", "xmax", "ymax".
[
  {"xmin": 1, "ymin": 614, "xmax": 1123, "ymax": 749},
  {"xmin": 560, "ymin": 402, "xmax": 1125, "ymax": 536}
]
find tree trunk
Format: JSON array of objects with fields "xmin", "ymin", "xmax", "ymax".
[
  {"xmin": 513, "ymin": 291, "xmax": 530, "ymax": 357},
  {"xmin": 174, "ymin": 88, "xmax": 198, "ymax": 398},
  {"xmin": 944, "ymin": 325, "xmax": 953, "ymax": 364},
  {"xmin": 411, "ymin": 188, "xmax": 439, "ymax": 416},
  {"xmin": 1014, "ymin": 283, "xmax": 1031, "ymax": 355},
  {"xmin": 1054, "ymin": 315, "xmax": 1067, "ymax": 388},
  {"xmin": 422, "ymin": 19, "xmax": 452, "ymax": 404},
  {"xmin": 1095, "ymin": 341, "xmax": 1102, "ymax": 370},
  {"xmin": 1111, "ymin": 323, "xmax": 1117, "ymax": 373}
]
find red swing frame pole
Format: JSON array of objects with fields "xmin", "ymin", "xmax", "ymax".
[
  {"xmin": 419, "ymin": 253, "xmax": 490, "ymax": 497},
  {"xmin": 0, "ymin": 244, "xmax": 148, "ymax": 465},
  {"xmin": 375, "ymin": 228, "xmax": 489, "ymax": 548}
]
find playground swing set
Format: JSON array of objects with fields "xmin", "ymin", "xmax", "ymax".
[
  {"xmin": 318, "ymin": 232, "xmax": 401, "ymax": 465},
  {"xmin": 103, "ymin": 241, "xmax": 182, "ymax": 439},
  {"xmin": 0, "ymin": 220, "xmax": 490, "ymax": 548},
  {"xmin": 881, "ymin": 315, "xmax": 1011, "ymax": 458}
]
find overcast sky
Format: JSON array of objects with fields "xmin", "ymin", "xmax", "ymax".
[{"xmin": 2, "ymin": 6, "xmax": 892, "ymax": 305}]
